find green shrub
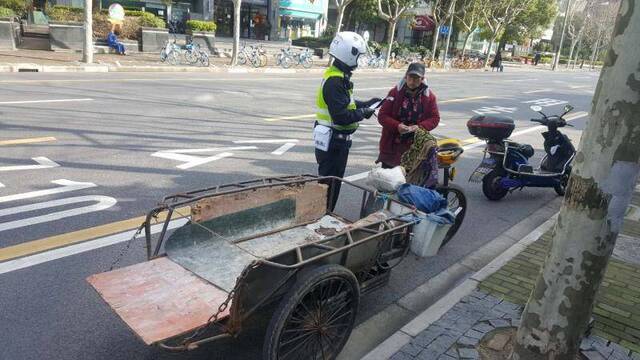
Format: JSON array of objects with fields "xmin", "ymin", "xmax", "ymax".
[
  {"xmin": 0, "ymin": 6, "xmax": 15, "ymax": 17},
  {"xmin": 0, "ymin": 0, "xmax": 25, "ymax": 16},
  {"xmin": 292, "ymin": 36, "xmax": 331, "ymax": 49},
  {"xmin": 124, "ymin": 10, "xmax": 146, "ymax": 17},
  {"xmin": 186, "ymin": 20, "xmax": 216, "ymax": 32},
  {"xmin": 138, "ymin": 12, "xmax": 165, "ymax": 28},
  {"xmin": 46, "ymin": 5, "xmax": 83, "ymax": 22}
]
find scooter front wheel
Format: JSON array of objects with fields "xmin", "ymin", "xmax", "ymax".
[
  {"xmin": 436, "ymin": 184, "xmax": 467, "ymax": 248},
  {"xmin": 482, "ymin": 170, "xmax": 509, "ymax": 201}
]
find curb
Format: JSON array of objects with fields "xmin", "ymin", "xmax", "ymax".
[
  {"xmin": 337, "ymin": 198, "xmax": 562, "ymax": 360},
  {"xmin": 359, "ymin": 212, "xmax": 559, "ymax": 360}
]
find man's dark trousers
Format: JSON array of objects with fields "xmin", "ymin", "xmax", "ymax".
[{"xmin": 315, "ymin": 138, "xmax": 351, "ymax": 211}]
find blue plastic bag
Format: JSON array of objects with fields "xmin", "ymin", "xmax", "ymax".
[{"xmin": 396, "ymin": 183, "xmax": 447, "ymax": 214}]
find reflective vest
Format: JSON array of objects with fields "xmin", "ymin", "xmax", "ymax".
[{"xmin": 315, "ymin": 66, "xmax": 358, "ymax": 132}]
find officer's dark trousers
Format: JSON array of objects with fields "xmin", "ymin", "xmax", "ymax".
[{"xmin": 315, "ymin": 138, "xmax": 351, "ymax": 211}]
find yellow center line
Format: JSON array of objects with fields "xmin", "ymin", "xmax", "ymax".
[
  {"xmin": 263, "ymin": 95, "xmax": 491, "ymax": 122},
  {"xmin": 0, "ymin": 136, "xmax": 57, "ymax": 146},
  {"xmin": 0, "ymin": 206, "xmax": 189, "ymax": 262}
]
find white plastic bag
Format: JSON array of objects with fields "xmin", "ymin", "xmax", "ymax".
[{"xmin": 366, "ymin": 165, "xmax": 406, "ymax": 192}]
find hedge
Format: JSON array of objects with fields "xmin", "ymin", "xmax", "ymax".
[
  {"xmin": 0, "ymin": 6, "xmax": 14, "ymax": 17},
  {"xmin": 0, "ymin": 0, "xmax": 25, "ymax": 16},
  {"xmin": 186, "ymin": 20, "xmax": 216, "ymax": 32}
]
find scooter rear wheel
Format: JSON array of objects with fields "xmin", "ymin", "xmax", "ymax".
[{"xmin": 482, "ymin": 170, "xmax": 509, "ymax": 201}]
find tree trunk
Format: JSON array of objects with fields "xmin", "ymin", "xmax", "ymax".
[
  {"xmin": 384, "ymin": 20, "xmax": 397, "ymax": 67},
  {"xmin": 553, "ymin": 0, "xmax": 571, "ymax": 71},
  {"xmin": 83, "ymin": 0, "xmax": 93, "ymax": 64},
  {"xmin": 589, "ymin": 32, "xmax": 600, "ymax": 69},
  {"xmin": 336, "ymin": 5, "xmax": 345, "ymax": 33},
  {"xmin": 572, "ymin": 36, "xmax": 582, "ymax": 70},
  {"xmin": 230, "ymin": 0, "xmax": 242, "ymax": 66},
  {"xmin": 483, "ymin": 34, "xmax": 496, "ymax": 68},
  {"xmin": 431, "ymin": 25, "xmax": 440, "ymax": 60},
  {"xmin": 461, "ymin": 30, "xmax": 472, "ymax": 57},
  {"xmin": 512, "ymin": 1, "xmax": 640, "ymax": 358},
  {"xmin": 567, "ymin": 38, "xmax": 578, "ymax": 68}
]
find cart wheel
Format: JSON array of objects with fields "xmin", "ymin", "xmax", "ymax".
[
  {"xmin": 482, "ymin": 169, "xmax": 508, "ymax": 201},
  {"xmin": 263, "ymin": 264, "xmax": 359, "ymax": 360},
  {"xmin": 436, "ymin": 184, "xmax": 467, "ymax": 248}
]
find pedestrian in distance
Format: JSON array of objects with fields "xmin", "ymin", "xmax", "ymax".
[
  {"xmin": 534, "ymin": 51, "xmax": 542, "ymax": 66},
  {"xmin": 491, "ymin": 50, "xmax": 503, "ymax": 72},
  {"xmin": 313, "ymin": 31, "xmax": 382, "ymax": 211}
]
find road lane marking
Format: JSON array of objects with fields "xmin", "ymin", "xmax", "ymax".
[
  {"xmin": 0, "ymin": 137, "xmax": 57, "ymax": 146},
  {"xmin": 569, "ymin": 85, "xmax": 590, "ymax": 89},
  {"xmin": 0, "ymin": 182, "xmax": 4, "ymax": 188},
  {"xmin": 264, "ymin": 114, "xmax": 315, "ymax": 122},
  {"xmin": 0, "ymin": 218, "xmax": 189, "ymax": 275},
  {"xmin": 522, "ymin": 89, "xmax": 551, "ymax": 94},
  {"xmin": 0, "ymin": 206, "xmax": 189, "ymax": 262},
  {"xmin": 233, "ymin": 139, "xmax": 299, "ymax": 155},
  {"xmin": 263, "ymin": 96, "xmax": 491, "ymax": 122},
  {"xmin": 0, "ymin": 179, "xmax": 95, "ymax": 204},
  {"xmin": 0, "ymin": 113, "xmax": 591, "ymax": 267},
  {"xmin": 0, "ymin": 195, "xmax": 117, "ymax": 232},
  {"xmin": 0, "ymin": 157, "xmax": 60, "ymax": 172},
  {"xmin": 440, "ymin": 96, "xmax": 490, "ymax": 104},
  {"xmin": 0, "ymin": 98, "xmax": 93, "ymax": 105}
]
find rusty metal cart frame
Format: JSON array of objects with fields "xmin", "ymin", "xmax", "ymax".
[{"xmin": 128, "ymin": 175, "xmax": 419, "ymax": 358}]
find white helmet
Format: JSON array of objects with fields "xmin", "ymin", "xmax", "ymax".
[{"xmin": 329, "ymin": 31, "xmax": 367, "ymax": 68}]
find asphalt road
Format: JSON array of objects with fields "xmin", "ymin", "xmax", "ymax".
[{"xmin": 0, "ymin": 68, "xmax": 598, "ymax": 360}]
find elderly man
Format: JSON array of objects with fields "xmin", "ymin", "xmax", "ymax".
[{"xmin": 377, "ymin": 62, "xmax": 440, "ymax": 169}]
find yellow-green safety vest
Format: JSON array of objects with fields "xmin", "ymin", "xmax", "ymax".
[{"xmin": 315, "ymin": 66, "xmax": 358, "ymax": 132}]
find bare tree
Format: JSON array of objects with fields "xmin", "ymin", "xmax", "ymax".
[
  {"xmin": 230, "ymin": 0, "xmax": 242, "ymax": 65},
  {"xmin": 377, "ymin": 0, "xmax": 415, "ymax": 67},
  {"xmin": 429, "ymin": 0, "xmax": 454, "ymax": 60},
  {"xmin": 335, "ymin": 0, "xmax": 357, "ymax": 33},
  {"xmin": 480, "ymin": 0, "xmax": 532, "ymax": 68},
  {"xmin": 455, "ymin": 0, "xmax": 485, "ymax": 57},
  {"xmin": 512, "ymin": 0, "xmax": 640, "ymax": 358},
  {"xmin": 566, "ymin": 0, "xmax": 589, "ymax": 67}
]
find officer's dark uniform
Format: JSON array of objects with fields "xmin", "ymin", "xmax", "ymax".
[{"xmin": 314, "ymin": 59, "xmax": 376, "ymax": 210}]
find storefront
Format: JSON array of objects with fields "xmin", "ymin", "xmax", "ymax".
[
  {"xmin": 277, "ymin": 0, "xmax": 325, "ymax": 40},
  {"xmin": 214, "ymin": 0, "xmax": 268, "ymax": 38}
]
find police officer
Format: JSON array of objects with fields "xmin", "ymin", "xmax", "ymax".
[{"xmin": 314, "ymin": 31, "xmax": 381, "ymax": 210}]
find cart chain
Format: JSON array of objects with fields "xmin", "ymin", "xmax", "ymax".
[
  {"xmin": 107, "ymin": 213, "xmax": 157, "ymax": 272},
  {"xmin": 180, "ymin": 261, "xmax": 258, "ymax": 347}
]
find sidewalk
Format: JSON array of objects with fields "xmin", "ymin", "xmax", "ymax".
[
  {"xmin": 365, "ymin": 186, "xmax": 640, "ymax": 360},
  {"xmin": 0, "ymin": 49, "xmax": 603, "ymax": 74}
]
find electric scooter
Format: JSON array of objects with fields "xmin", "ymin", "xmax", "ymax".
[{"xmin": 467, "ymin": 104, "xmax": 577, "ymax": 201}]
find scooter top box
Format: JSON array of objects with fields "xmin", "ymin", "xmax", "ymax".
[{"xmin": 467, "ymin": 114, "xmax": 515, "ymax": 141}]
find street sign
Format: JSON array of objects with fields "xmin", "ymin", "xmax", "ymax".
[{"xmin": 440, "ymin": 26, "xmax": 450, "ymax": 35}]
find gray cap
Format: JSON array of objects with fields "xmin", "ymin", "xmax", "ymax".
[{"xmin": 406, "ymin": 62, "xmax": 425, "ymax": 77}]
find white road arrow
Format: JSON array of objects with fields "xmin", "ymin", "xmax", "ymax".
[
  {"xmin": 0, "ymin": 157, "xmax": 60, "ymax": 172},
  {"xmin": 0, "ymin": 179, "xmax": 97, "ymax": 204},
  {"xmin": 233, "ymin": 139, "xmax": 299, "ymax": 155},
  {"xmin": 151, "ymin": 146, "xmax": 257, "ymax": 170},
  {"xmin": 0, "ymin": 195, "xmax": 117, "ymax": 232}
]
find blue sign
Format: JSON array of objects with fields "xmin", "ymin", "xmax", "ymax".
[
  {"xmin": 279, "ymin": 0, "xmax": 324, "ymax": 14},
  {"xmin": 440, "ymin": 26, "xmax": 449, "ymax": 35}
]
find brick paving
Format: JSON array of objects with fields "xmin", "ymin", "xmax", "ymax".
[{"xmin": 387, "ymin": 187, "xmax": 640, "ymax": 359}]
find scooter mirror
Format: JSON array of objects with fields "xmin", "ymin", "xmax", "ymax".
[
  {"xmin": 530, "ymin": 105, "xmax": 543, "ymax": 112},
  {"xmin": 564, "ymin": 104, "xmax": 574, "ymax": 113}
]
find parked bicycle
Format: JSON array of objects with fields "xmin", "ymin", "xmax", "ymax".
[
  {"xmin": 238, "ymin": 42, "xmax": 267, "ymax": 68},
  {"xmin": 160, "ymin": 36, "xmax": 210, "ymax": 67},
  {"xmin": 358, "ymin": 53, "xmax": 385, "ymax": 68},
  {"xmin": 276, "ymin": 47, "xmax": 313, "ymax": 69}
]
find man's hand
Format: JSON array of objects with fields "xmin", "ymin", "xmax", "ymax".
[
  {"xmin": 364, "ymin": 97, "xmax": 383, "ymax": 108},
  {"xmin": 398, "ymin": 124, "xmax": 416, "ymax": 134},
  {"xmin": 362, "ymin": 108, "xmax": 376, "ymax": 119}
]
